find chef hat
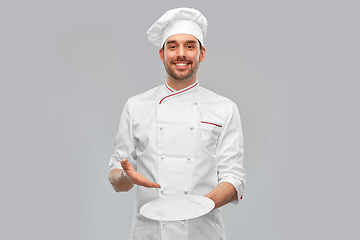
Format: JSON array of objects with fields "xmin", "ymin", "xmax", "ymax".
[{"xmin": 147, "ymin": 7, "xmax": 208, "ymax": 47}]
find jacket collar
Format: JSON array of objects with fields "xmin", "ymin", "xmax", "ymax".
[
  {"xmin": 164, "ymin": 80, "xmax": 199, "ymax": 94},
  {"xmin": 160, "ymin": 80, "xmax": 199, "ymax": 104}
]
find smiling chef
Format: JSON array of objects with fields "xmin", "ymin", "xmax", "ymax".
[{"xmin": 108, "ymin": 7, "xmax": 246, "ymax": 240}]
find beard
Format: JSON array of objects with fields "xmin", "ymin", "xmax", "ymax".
[{"xmin": 164, "ymin": 57, "xmax": 200, "ymax": 81}]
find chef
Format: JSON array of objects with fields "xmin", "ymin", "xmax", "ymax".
[{"xmin": 108, "ymin": 7, "xmax": 246, "ymax": 240}]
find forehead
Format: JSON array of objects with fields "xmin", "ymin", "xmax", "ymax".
[{"xmin": 165, "ymin": 34, "xmax": 199, "ymax": 44}]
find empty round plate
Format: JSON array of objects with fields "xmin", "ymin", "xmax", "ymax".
[{"xmin": 140, "ymin": 195, "xmax": 215, "ymax": 221}]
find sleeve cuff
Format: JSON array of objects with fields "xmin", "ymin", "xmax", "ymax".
[
  {"xmin": 219, "ymin": 176, "xmax": 244, "ymax": 204},
  {"xmin": 109, "ymin": 155, "xmax": 123, "ymax": 172}
]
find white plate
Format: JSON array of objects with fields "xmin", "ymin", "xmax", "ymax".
[{"xmin": 140, "ymin": 195, "xmax": 215, "ymax": 221}]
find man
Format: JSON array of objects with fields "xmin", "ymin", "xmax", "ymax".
[{"xmin": 109, "ymin": 7, "xmax": 246, "ymax": 240}]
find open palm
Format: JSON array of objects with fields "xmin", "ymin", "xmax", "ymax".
[{"xmin": 121, "ymin": 158, "xmax": 161, "ymax": 188}]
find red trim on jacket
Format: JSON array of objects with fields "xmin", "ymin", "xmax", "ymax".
[
  {"xmin": 165, "ymin": 83, "xmax": 174, "ymax": 92},
  {"xmin": 201, "ymin": 121, "xmax": 223, "ymax": 128},
  {"xmin": 159, "ymin": 82, "xmax": 199, "ymax": 104}
]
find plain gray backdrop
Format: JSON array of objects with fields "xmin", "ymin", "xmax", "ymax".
[{"xmin": 1, "ymin": 0, "xmax": 359, "ymax": 239}]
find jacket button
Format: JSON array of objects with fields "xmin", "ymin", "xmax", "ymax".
[
  {"xmin": 187, "ymin": 157, "xmax": 190, "ymax": 160},
  {"xmin": 190, "ymin": 127, "xmax": 194, "ymax": 130},
  {"xmin": 159, "ymin": 127, "xmax": 163, "ymax": 130},
  {"xmin": 160, "ymin": 156, "xmax": 164, "ymax": 159},
  {"xmin": 161, "ymin": 188, "xmax": 164, "ymax": 193},
  {"xmin": 184, "ymin": 189, "xmax": 188, "ymax": 194},
  {"xmin": 182, "ymin": 220, "xmax": 185, "ymax": 225}
]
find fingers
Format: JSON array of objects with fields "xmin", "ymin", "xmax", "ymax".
[
  {"xmin": 121, "ymin": 158, "xmax": 136, "ymax": 173},
  {"xmin": 130, "ymin": 172, "xmax": 161, "ymax": 188},
  {"xmin": 120, "ymin": 158, "xmax": 161, "ymax": 188},
  {"xmin": 134, "ymin": 174, "xmax": 161, "ymax": 188},
  {"xmin": 144, "ymin": 182, "xmax": 161, "ymax": 188},
  {"xmin": 120, "ymin": 158, "xmax": 129, "ymax": 168},
  {"xmin": 143, "ymin": 181, "xmax": 161, "ymax": 189}
]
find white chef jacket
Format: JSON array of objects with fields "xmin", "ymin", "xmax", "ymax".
[{"xmin": 110, "ymin": 81, "xmax": 246, "ymax": 240}]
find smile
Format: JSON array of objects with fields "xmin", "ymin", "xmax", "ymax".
[{"xmin": 174, "ymin": 63, "xmax": 189, "ymax": 66}]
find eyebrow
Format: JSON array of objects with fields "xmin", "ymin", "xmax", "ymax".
[
  {"xmin": 166, "ymin": 40, "xmax": 198, "ymax": 45},
  {"xmin": 186, "ymin": 40, "xmax": 198, "ymax": 45},
  {"xmin": 166, "ymin": 40, "xmax": 177, "ymax": 45}
]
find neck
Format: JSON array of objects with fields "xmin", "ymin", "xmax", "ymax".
[{"xmin": 166, "ymin": 75, "xmax": 198, "ymax": 91}]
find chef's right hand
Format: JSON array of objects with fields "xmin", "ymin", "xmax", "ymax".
[{"xmin": 120, "ymin": 158, "xmax": 161, "ymax": 188}]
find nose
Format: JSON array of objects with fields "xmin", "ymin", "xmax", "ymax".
[{"xmin": 177, "ymin": 45, "xmax": 186, "ymax": 58}]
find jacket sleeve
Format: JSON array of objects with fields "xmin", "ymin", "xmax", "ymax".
[
  {"xmin": 109, "ymin": 99, "xmax": 137, "ymax": 171},
  {"xmin": 216, "ymin": 102, "xmax": 246, "ymax": 203}
]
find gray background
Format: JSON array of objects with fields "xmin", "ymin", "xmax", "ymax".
[{"xmin": 1, "ymin": 0, "xmax": 359, "ymax": 239}]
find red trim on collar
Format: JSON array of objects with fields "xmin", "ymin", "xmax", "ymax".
[
  {"xmin": 165, "ymin": 83, "xmax": 174, "ymax": 92},
  {"xmin": 201, "ymin": 121, "xmax": 223, "ymax": 128},
  {"xmin": 159, "ymin": 82, "xmax": 199, "ymax": 104}
]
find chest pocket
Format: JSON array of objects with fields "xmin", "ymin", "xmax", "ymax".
[{"xmin": 199, "ymin": 121, "xmax": 224, "ymax": 155}]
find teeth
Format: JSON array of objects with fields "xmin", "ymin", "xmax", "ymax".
[{"xmin": 175, "ymin": 63, "xmax": 188, "ymax": 66}]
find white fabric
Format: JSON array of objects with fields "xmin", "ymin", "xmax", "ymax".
[
  {"xmin": 109, "ymin": 81, "xmax": 246, "ymax": 240},
  {"xmin": 161, "ymin": 19, "xmax": 203, "ymax": 47},
  {"xmin": 147, "ymin": 7, "xmax": 208, "ymax": 47}
]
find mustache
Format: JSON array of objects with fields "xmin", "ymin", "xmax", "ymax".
[{"xmin": 171, "ymin": 56, "xmax": 192, "ymax": 63}]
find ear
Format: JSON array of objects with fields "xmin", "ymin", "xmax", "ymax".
[
  {"xmin": 199, "ymin": 46, "xmax": 206, "ymax": 63},
  {"xmin": 159, "ymin": 48, "xmax": 165, "ymax": 63}
]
